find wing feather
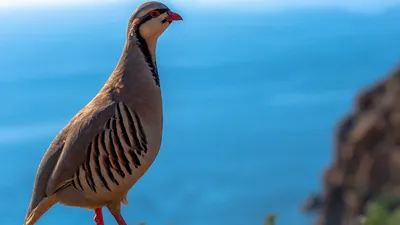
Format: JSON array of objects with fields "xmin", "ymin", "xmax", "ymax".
[{"xmin": 45, "ymin": 100, "xmax": 116, "ymax": 195}]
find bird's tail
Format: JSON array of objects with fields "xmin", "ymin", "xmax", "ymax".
[{"xmin": 23, "ymin": 195, "xmax": 57, "ymax": 225}]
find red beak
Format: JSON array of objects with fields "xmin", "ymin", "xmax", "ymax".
[{"xmin": 165, "ymin": 11, "xmax": 183, "ymax": 22}]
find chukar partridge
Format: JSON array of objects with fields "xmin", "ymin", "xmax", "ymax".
[{"xmin": 23, "ymin": 2, "xmax": 182, "ymax": 225}]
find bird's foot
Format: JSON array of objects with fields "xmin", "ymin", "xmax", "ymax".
[{"xmin": 94, "ymin": 208, "xmax": 105, "ymax": 225}]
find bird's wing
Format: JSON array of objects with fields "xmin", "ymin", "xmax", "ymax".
[
  {"xmin": 46, "ymin": 100, "xmax": 148, "ymax": 195},
  {"xmin": 24, "ymin": 100, "xmax": 116, "ymax": 224},
  {"xmin": 44, "ymin": 100, "xmax": 117, "ymax": 195}
]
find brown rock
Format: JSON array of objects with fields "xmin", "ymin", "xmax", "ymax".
[{"xmin": 304, "ymin": 64, "xmax": 400, "ymax": 225}]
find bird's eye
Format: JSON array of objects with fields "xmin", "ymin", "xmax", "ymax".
[{"xmin": 149, "ymin": 11, "xmax": 161, "ymax": 18}]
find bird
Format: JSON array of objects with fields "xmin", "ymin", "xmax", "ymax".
[{"xmin": 23, "ymin": 2, "xmax": 182, "ymax": 225}]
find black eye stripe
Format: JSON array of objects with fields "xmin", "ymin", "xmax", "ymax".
[
  {"xmin": 142, "ymin": 9, "xmax": 168, "ymax": 22},
  {"xmin": 155, "ymin": 8, "xmax": 168, "ymax": 15},
  {"xmin": 135, "ymin": 8, "xmax": 169, "ymax": 27},
  {"xmin": 149, "ymin": 11, "xmax": 159, "ymax": 17}
]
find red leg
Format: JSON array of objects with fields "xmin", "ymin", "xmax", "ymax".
[
  {"xmin": 112, "ymin": 213, "xmax": 127, "ymax": 225},
  {"xmin": 94, "ymin": 208, "xmax": 105, "ymax": 225}
]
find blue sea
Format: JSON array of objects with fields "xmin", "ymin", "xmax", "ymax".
[{"xmin": 0, "ymin": 3, "xmax": 400, "ymax": 225}]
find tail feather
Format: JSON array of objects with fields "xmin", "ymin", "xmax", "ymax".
[
  {"xmin": 24, "ymin": 195, "xmax": 58, "ymax": 225},
  {"xmin": 24, "ymin": 133, "xmax": 66, "ymax": 224}
]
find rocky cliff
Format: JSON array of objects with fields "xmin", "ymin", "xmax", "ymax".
[{"xmin": 303, "ymin": 64, "xmax": 400, "ymax": 225}]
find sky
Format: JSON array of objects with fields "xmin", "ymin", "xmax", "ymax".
[{"xmin": 1, "ymin": 0, "xmax": 400, "ymax": 12}]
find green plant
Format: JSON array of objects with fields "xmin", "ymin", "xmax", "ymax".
[
  {"xmin": 363, "ymin": 195, "xmax": 400, "ymax": 225},
  {"xmin": 264, "ymin": 214, "xmax": 276, "ymax": 225}
]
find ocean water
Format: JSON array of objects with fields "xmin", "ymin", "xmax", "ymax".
[{"xmin": 0, "ymin": 4, "xmax": 400, "ymax": 225}]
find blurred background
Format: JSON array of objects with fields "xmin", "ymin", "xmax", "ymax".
[{"xmin": 0, "ymin": 0, "xmax": 400, "ymax": 225}]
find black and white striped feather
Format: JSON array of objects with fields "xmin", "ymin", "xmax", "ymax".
[{"xmin": 68, "ymin": 102, "xmax": 148, "ymax": 193}]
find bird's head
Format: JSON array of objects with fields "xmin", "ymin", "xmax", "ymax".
[{"xmin": 127, "ymin": 1, "xmax": 183, "ymax": 42}]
